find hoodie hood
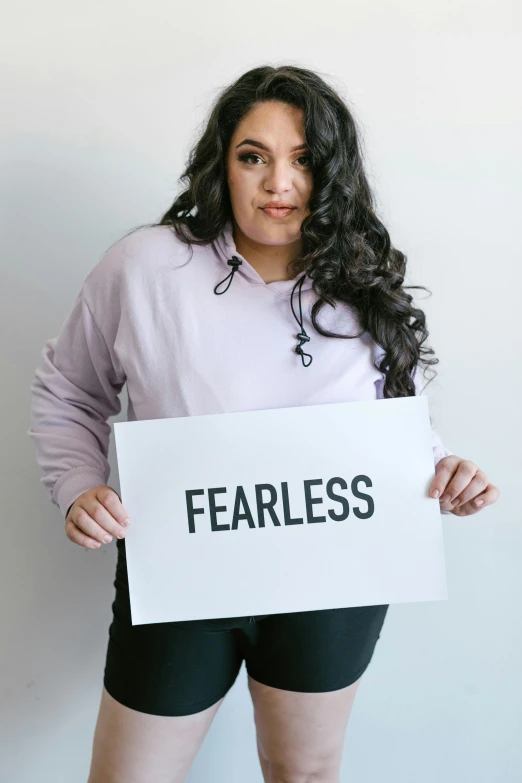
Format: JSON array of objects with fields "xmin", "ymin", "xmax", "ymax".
[
  {"xmin": 212, "ymin": 219, "xmax": 314, "ymax": 295},
  {"xmin": 212, "ymin": 219, "xmax": 314, "ymax": 367}
]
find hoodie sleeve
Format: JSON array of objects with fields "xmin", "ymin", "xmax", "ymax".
[{"xmin": 27, "ymin": 283, "xmax": 126, "ymax": 519}]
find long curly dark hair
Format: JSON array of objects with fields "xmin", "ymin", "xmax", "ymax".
[{"xmin": 127, "ymin": 64, "xmax": 440, "ymax": 398}]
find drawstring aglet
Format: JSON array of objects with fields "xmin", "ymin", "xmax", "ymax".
[{"xmin": 295, "ymin": 331, "xmax": 313, "ymax": 367}]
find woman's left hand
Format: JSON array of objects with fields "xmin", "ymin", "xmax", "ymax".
[{"xmin": 429, "ymin": 455, "xmax": 499, "ymax": 516}]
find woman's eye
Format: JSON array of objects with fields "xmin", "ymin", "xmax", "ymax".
[
  {"xmin": 237, "ymin": 153, "xmax": 310, "ymax": 166},
  {"xmin": 238, "ymin": 153, "xmax": 263, "ymax": 165}
]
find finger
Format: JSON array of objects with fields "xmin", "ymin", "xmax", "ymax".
[
  {"xmin": 70, "ymin": 504, "xmax": 121, "ymax": 545},
  {"xmin": 450, "ymin": 484, "xmax": 500, "ymax": 516},
  {"xmin": 83, "ymin": 495, "xmax": 129, "ymax": 542},
  {"xmin": 449, "ymin": 499, "xmax": 482, "ymax": 516},
  {"xmin": 65, "ymin": 516, "xmax": 102, "ymax": 549},
  {"xmin": 429, "ymin": 455, "xmax": 460, "ymax": 498},
  {"xmin": 449, "ymin": 470, "xmax": 489, "ymax": 507},
  {"xmin": 439, "ymin": 460, "xmax": 479, "ymax": 506},
  {"xmin": 95, "ymin": 486, "xmax": 131, "ymax": 528}
]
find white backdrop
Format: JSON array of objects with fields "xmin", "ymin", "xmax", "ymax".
[{"xmin": 2, "ymin": 1, "xmax": 520, "ymax": 781}]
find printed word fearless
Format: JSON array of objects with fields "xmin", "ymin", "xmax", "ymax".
[{"xmin": 185, "ymin": 475, "xmax": 374, "ymax": 533}]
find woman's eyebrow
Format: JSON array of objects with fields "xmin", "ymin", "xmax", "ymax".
[{"xmin": 235, "ymin": 138, "xmax": 308, "ymax": 153}]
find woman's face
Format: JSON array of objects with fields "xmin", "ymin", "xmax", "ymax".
[{"xmin": 225, "ymin": 100, "xmax": 313, "ymax": 252}]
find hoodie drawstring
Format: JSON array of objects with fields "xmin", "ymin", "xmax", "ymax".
[
  {"xmin": 290, "ymin": 273, "xmax": 313, "ymax": 367},
  {"xmin": 213, "ymin": 255, "xmax": 243, "ymax": 295},
  {"xmin": 214, "ymin": 255, "xmax": 313, "ymax": 367}
]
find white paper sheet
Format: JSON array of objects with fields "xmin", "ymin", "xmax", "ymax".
[{"xmin": 113, "ymin": 396, "xmax": 448, "ymax": 625}]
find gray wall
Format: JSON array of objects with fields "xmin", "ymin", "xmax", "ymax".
[{"xmin": 2, "ymin": 1, "xmax": 520, "ymax": 781}]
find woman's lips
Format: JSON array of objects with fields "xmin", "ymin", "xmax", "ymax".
[{"xmin": 261, "ymin": 207, "xmax": 295, "ymax": 219}]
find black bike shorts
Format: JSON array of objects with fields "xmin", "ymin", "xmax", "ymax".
[{"xmin": 103, "ymin": 536, "xmax": 389, "ymax": 717}]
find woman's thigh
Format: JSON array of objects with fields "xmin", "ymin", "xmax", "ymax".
[
  {"xmin": 90, "ymin": 538, "xmax": 249, "ymax": 782},
  {"xmin": 103, "ymin": 538, "xmax": 246, "ymax": 717},
  {"xmin": 88, "ymin": 686, "xmax": 224, "ymax": 783},
  {"xmin": 244, "ymin": 605, "xmax": 389, "ymax": 779},
  {"xmin": 248, "ymin": 674, "xmax": 361, "ymax": 781}
]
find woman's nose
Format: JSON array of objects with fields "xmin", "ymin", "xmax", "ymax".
[{"xmin": 263, "ymin": 162, "xmax": 294, "ymax": 193}]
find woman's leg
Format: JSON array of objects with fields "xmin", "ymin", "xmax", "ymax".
[
  {"xmin": 248, "ymin": 674, "xmax": 361, "ymax": 783},
  {"xmin": 241, "ymin": 605, "xmax": 389, "ymax": 782},
  {"xmin": 87, "ymin": 685, "xmax": 224, "ymax": 783},
  {"xmin": 88, "ymin": 688, "xmax": 223, "ymax": 783},
  {"xmin": 90, "ymin": 539, "xmax": 245, "ymax": 781}
]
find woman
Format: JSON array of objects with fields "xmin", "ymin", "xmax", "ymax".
[{"xmin": 28, "ymin": 65, "xmax": 499, "ymax": 783}]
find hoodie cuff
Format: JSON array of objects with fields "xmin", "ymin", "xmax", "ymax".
[{"xmin": 54, "ymin": 466, "xmax": 109, "ymax": 519}]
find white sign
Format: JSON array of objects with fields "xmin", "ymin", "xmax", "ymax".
[{"xmin": 113, "ymin": 397, "xmax": 448, "ymax": 626}]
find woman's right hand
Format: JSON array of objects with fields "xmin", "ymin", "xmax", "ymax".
[{"xmin": 65, "ymin": 485, "xmax": 131, "ymax": 549}]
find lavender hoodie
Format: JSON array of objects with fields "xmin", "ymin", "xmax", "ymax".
[{"xmin": 28, "ymin": 220, "xmax": 453, "ymax": 519}]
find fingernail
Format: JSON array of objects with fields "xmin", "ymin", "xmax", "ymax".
[
  {"xmin": 123, "ymin": 518, "xmax": 131, "ymax": 526},
  {"xmin": 440, "ymin": 494, "xmax": 451, "ymax": 503},
  {"xmin": 431, "ymin": 490, "xmax": 440, "ymax": 498},
  {"xmin": 117, "ymin": 529, "xmax": 125, "ymax": 539},
  {"xmin": 475, "ymin": 499, "xmax": 484, "ymax": 506},
  {"xmin": 103, "ymin": 534, "xmax": 112, "ymax": 543},
  {"xmin": 451, "ymin": 498, "xmax": 459, "ymax": 506}
]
